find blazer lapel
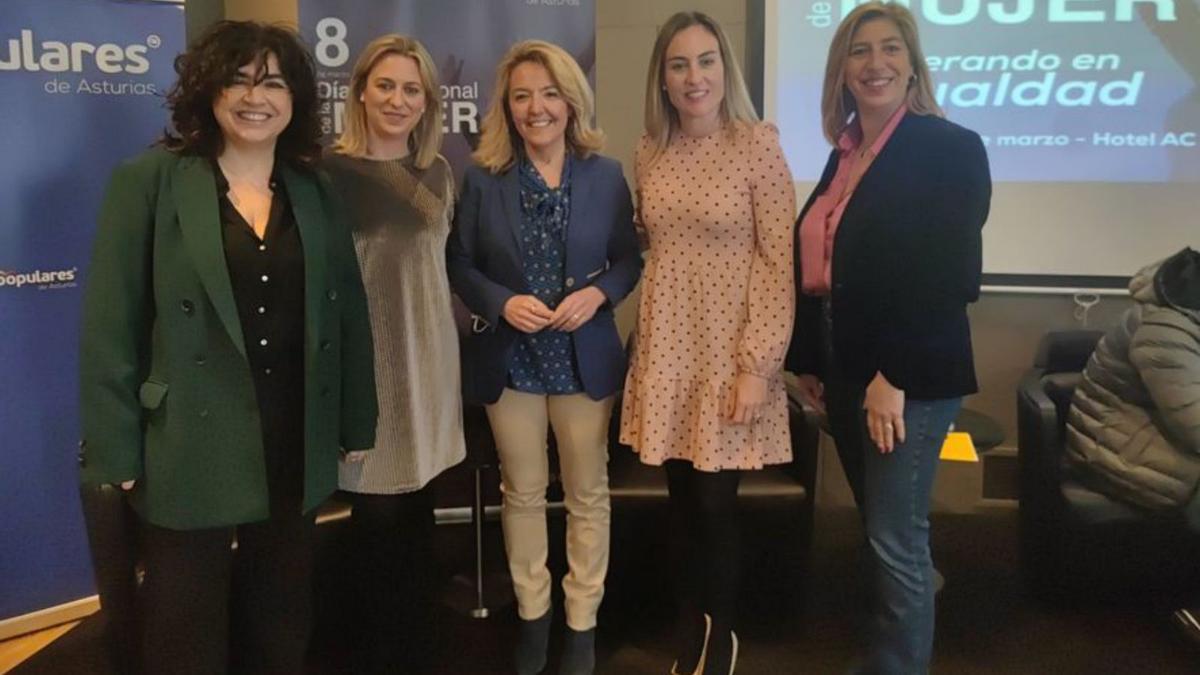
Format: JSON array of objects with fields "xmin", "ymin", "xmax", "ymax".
[
  {"xmin": 500, "ymin": 164, "xmax": 524, "ymax": 259},
  {"xmin": 838, "ymin": 114, "xmax": 913, "ymax": 238},
  {"xmin": 564, "ymin": 155, "xmax": 591, "ymax": 273},
  {"xmin": 282, "ymin": 164, "xmax": 326, "ymax": 365},
  {"xmin": 173, "ymin": 156, "xmax": 247, "ymax": 359}
]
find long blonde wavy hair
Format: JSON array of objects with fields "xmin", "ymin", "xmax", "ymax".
[{"xmin": 473, "ymin": 40, "xmax": 603, "ymax": 174}]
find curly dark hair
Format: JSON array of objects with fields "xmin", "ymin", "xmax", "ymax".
[{"xmin": 160, "ymin": 21, "xmax": 321, "ymax": 165}]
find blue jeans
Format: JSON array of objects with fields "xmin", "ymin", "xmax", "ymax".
[{"xmin": 862, "ymin": 396, "xmax": 961, "ymax": 675}]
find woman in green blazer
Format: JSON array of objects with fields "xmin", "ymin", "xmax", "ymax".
[{"xmin": 78, "ymin": 21, "xmax": 376, "ymax": 674}]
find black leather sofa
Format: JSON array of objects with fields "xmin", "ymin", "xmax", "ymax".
[{"xmin": 1017, "ymin": 330, "xmax": 1200, "ymax": 600}]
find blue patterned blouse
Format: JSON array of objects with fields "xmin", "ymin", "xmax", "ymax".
[{"xmin": 507, "ymin": 155, "xmax": 584, "ymax": 395}]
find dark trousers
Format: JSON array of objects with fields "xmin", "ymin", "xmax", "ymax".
[
  {"xmin": 665, "ymin": 460, "xmax": 743, "ymax": 640},
  {"xmin": 139, "ymin": 510, "xmax": 315, "ymax": 675},
  {"xmin": 345, "ymin": 486, "xmax": 437, "ymax": 675}
]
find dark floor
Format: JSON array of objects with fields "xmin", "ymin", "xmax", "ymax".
[{"xmin": 13, "ymin": 504, "xmax": 1197, "ymax": 675}]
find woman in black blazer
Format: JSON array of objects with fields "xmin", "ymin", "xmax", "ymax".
[
  {"xmin": 446, "ymin": 40, "xmax": 641, "ymax": 675},
  {"xmin": 785, "ymin": 3, "xmax": 990, "ymax": 673}
]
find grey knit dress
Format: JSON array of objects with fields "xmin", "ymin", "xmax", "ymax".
[{"xmin": 326, "ymin": 153, "xmax": 466, "ymax": 494}]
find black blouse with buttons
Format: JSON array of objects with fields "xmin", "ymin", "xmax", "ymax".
[{"xmin": 215, "ymin": 166, "xmax": 306, "ymax": 512}]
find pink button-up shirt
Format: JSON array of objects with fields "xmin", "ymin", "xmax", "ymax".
[{"xmin": 798, "ymin": 105, "xmax": 907, "ymax": 295}]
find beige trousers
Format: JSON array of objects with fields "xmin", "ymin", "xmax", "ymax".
[{"xmin": 485, "ymin": 388, "xmax": 613, "ymax": 631}]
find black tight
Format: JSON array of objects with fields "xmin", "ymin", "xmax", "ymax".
[
  {"xmin": 665, "ymin": 460, "xmax": 742, "ymax": 657},
  {"xmin": 346, "ymin": 486, "xmax": 437, "ymax": 674}
]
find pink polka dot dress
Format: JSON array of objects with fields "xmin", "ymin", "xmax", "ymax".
[{"xmin": 620, "ymin": 122, "xmax": 797, "ymax": 472}]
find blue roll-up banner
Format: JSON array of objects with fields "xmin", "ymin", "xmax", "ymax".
[
  {"xmin": 298, "ymin": 0, "xmax": 596, "ymax": 182},
  {"xmin": 0, "ymin": 0, "xmax": 183, "ymax": 623}
]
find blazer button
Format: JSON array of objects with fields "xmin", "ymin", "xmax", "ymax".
[
  {"xmin": 78, "ymin": 439, "xmax": 87, "ymax": 450},
  {"xmin": 78, "ymin": 453, "xmax": 86, "ymax": 467},
  {"xmin": 194, "ymin": 355, "xmax": 207, "ymax": 366},
  {"xmin": 327, "ymin": 289, "xmax": 338, "ymax": 301},
  {"xmin": 180, "ymin": 299, "xmax": 194, "ymax": 315},
  {"xmin": 565, "ymin": 276, "xmax": 575, "ymax": 288},
  {"xmin": 320, "ymin": 340, "xmax": 331, "ymax": 351},
  {"xmin": 199, "ymin": 409, "xmax": 210, "ymax": 419}
]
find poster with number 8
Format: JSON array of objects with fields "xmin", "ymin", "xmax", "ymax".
[{"xmin": 299, "ymin": 0, "xmax": 595, "ymax": 182}]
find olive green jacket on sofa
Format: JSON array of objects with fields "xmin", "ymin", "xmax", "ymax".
[{"xmin": 79, "ymin": 148, "xmax": 377, "ymax": 530}]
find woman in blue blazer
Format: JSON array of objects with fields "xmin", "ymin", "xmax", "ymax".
[
  {"xmin": 447, "ymin": 40, "xmax": 640, "ymax": 675},
  {"xmin": 785, "ymin": 4, "xmax": 990, "ymax": 673}
]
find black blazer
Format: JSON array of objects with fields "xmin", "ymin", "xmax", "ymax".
[
  {"xmin": 785, "ymin": 113, "xmax": 991, "ymax": 400},
  {"xmin": 446, "ymin": 153, "xmax": 642, "ymax": 405}
]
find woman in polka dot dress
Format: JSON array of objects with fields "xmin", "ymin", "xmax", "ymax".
[{"xmin": 618, "ymin": 11, "xmax": 796, "ymax": 675}]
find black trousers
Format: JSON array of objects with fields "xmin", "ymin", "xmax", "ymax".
[
  {"xmin": 139, "ymin": 510, "xmax": 315, "ymax": 675},
  {"xmin": 345, "ymin": 486, "xmax": 438, "ymax": 675}
]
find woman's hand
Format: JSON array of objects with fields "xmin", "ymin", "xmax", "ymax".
[
  {"xmin": 864, "ymin": 371, "xmax": 905, "ymax": 453},
  {"xmin": 548, "ymin": 287, "xmax": 606, "ymax": 332},
  {"xmin": 793, "ymin": 374, "xmax": 826, "ymax": 415},
  {"xmin": 342, "ymin": 450, "xmax": 368, "ymax": 463},
  {"xmin": 726, "ymin": 372, "xmax": 769, "ymax": 425},
  {"xmin": 503, "ymin": 295, "xmax": 554, "ymax": 333},
  {"xmin": 119, "ymin": 480, "xmax": 135, "ymax": 491}
]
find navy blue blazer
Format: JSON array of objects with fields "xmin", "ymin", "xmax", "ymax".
[
  {"xmin": 446, "ymin": 153, "xmax": 642, "ymax": 405},
  {"xmin": 785, "ymin": 113, "xmax": 992, "ymax": 400}
]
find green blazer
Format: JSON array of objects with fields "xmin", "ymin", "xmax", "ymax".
[{"xmin": 79, "ymin": 147, "xmax": 377, "ymax": 530}]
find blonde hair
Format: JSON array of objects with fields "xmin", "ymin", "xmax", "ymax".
[
  {"xmin": 473, "ymin": 40, "xmax": 603, "ymax": 173},
  {"xmin": 333, "ymin": 34, "xmax": 443, "ymax": 169},
  {"xmin": 643, "ymin": 12, "xmax": 759, "ymax": 163},
  {"xmin": 820, "ymin": 1, "xmax": 942, "ymax": 145}
]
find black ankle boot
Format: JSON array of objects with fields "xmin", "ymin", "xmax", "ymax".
[
  {"xmin": 515, "ymin": 609, "xmax": 552, "ymax": 675},
  {"xmin": 559, "ymin": 626, "xmax": 595, "ymax": 675},
  {"xmin": 671, "ymin": 613, "xmax": 710, "ymax": 675}
]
